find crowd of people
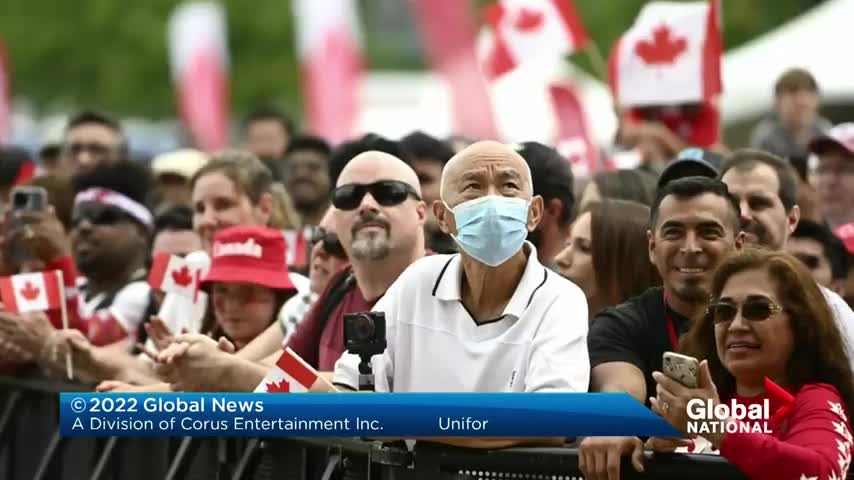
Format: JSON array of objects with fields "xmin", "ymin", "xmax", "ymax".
[{"xmin": 0, "ymin": 67, "xmax": 853, "ymax": 480}]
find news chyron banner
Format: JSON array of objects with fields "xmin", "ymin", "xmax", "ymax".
[{"xmin": 59, "ymin": 393, "xmax": 681, "ymax": 437}]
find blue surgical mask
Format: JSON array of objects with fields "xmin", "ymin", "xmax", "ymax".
[{"xmin": 445, "ymin": 195, "xmax": 530, "ymax": 267}]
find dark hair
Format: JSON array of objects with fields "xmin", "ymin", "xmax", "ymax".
[
  {"xmin": 0, "ymin": 147, "xmax": 34, "ymax": 188},
  {"xmin": 720, "ymin": 148, "xmax": 799, "ymax": 211},
  {"xmin": 650, "ymin": 176, "xmax": 741, "ymax": 231},
  {"xmin": 72, "ymin": 161, "xmax": 152, "ymax": 207},
  {"xmin": 285, "ymin": 134, "xmax": 332, "ymax": 157},
  {"xmin": 588, "ymin": 200, "xmax": 662, "ymax": 306},
  {"xmin": 65, "ymin": 110, "xmax": 127, "ymax": 151},
  {"xmin": 154, "ymin": 205, "xmax": 194, "ymax": 235},
  {"xmin": 518, "ymin": 142, "xmax": 575, "ymax": 226},
  {"xmin": 775, "ymin": 68, "xmax": 819, "ymax": 96},
  {"xmin": 244, "ymin": 105, "xmax": 295, "ymax": 137},
  {"xmin": 329, "ymin": 134, "xmax": 414, "ymax": 185},
  {"xmin": 792, "ymin": 219, "xmax": 850, "ymax": 280},
  {"xmin": 591, "ymin": 169, "xmax": 658, "ymax": 207},
  {"xmin": 681, "ymin": 248, "xmax": 854, "ymax": 413},
  {"xmin": 400, "ymin": 131, "xmax": 454, "ymax": 166}
]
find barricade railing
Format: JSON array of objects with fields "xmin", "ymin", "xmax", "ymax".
[{"xmin": 0, "ymin": 371, "xmax": 765, "ymax": 480}]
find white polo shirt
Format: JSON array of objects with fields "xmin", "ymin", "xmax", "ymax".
[{"xmin": 332, "ymin": 242, "xmax": 590, "ymax": 392}]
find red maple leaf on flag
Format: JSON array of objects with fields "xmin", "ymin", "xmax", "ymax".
[
  {"xmin": 513, "ymin": 7, "xmax": 544, "ymax": 32},
  {"xmin": 634, "ymin": 24, "xmax": 687, "ymax": 65},
  {"xmin": 266, "ymin": 379, "xmax": 290, "ymax": 393},
  {"xmin": 20, "ymin": 282, "xmax": 41, "ymax": 301},
  {"xmin": 171, "ymin": 266, "xmax": 193, "ymax": 287}
]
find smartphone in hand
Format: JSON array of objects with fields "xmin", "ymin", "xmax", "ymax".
[{"xmin": 662, "ymin": 351, "xmax": 700, "ymax": 388}]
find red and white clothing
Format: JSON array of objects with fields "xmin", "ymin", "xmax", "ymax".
[
  {"xmin": 46, "ymin": 256, "xmax": 151, "ymax": 347},
  {"xmin": 626, "ymin": 102, "xmax": 720, "ymax": 148},
  {"xmin": 282, "ymin": 227, "xmax": 312, "ymax": 273},
  {"xmin": 720, "ymin": 383, "xmax": 852, "ymax": 480}
]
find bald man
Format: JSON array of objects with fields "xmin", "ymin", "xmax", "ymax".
[
  {"xmin": 331, "ymin": 142, "xmax": 589, "ymax": 441},
  {"xmin": 147, "ymin": 151, "xmax": 429, "ymax": 392}
]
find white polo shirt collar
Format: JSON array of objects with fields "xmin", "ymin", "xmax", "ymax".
[{"xmin": 430, "ymin": 241, "xmax": 549, "ymax": 320}]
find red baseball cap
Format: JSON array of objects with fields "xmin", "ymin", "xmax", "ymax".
[
  {"xmin": 836, "ymin": 223, "xmax": 854, "ymax": 255},
  {"xmin": 809, "ymin": 123, "xmax": 854, "ymax": 156},
  {"xmin": 201, "ymin": 226, "xmax": 296, "ymax": 292}
]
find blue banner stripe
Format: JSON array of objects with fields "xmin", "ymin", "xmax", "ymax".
[{"xmin": 59, "ymin": 393, "xmax": 682, "ymax": 438}]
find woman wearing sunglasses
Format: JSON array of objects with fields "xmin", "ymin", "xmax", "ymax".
[{"xmin": 649, "ymin": 248, "xmax": 854, "ymax": 480}]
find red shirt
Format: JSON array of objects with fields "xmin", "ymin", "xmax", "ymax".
[
  {"xmin": 286, "ymin": 269, "xmax": 379, "ymax": 371},
  {"xmin": 721, "ymin": 383, "xmax": 852, "ymax": 480}
]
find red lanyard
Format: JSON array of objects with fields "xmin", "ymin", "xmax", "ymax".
[{"xmin": 663, "ymin": 290, "xmax": 680, "ymax": 351}]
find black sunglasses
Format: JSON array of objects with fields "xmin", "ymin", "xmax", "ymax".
[
  {"xmin": 794, "ymin": 253, "xmax": 821, "ymax": 270},
  {"xmin": 705, "ymin": 297, "xmax": 783, "ymax": 324},
  {"xmin": 331, "ymin": 181, "xmax": 420, "ymax": 211},
  {"xmin": 309, "ymin": 228, "xmax": 347, "ymax": 259},
  {"xmin": 71, "ymin": 205, "xmax": 134, "ymax": 228}
]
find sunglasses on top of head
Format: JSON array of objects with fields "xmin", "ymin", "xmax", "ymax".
[
  {"xmin": 705, "ymin": 296, "xmax": 783, "ymax": 324},
  {"xmin": 71, "ymin": 205, "xmax": 134, "ymax": 228},
  {"xmin": 309, "ymin": 227, "xmax": 347, "ymax": 259},
  {"xmin": 331, "ymin": 180, "xmax": 420, "ymax": 211}
]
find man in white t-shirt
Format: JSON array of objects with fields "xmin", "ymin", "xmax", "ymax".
[{"xmin": 333, "ymin": 141, "xmax": 589, "ymax": 396}]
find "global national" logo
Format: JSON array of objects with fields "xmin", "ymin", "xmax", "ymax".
[{"xmin": 686, "ymin": 377, "xmax": 794, "ymax": 435}]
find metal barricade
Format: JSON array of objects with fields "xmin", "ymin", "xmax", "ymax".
[{"xmin": 0, "ymin": 372, "xmax": 822, "ymax": 480}]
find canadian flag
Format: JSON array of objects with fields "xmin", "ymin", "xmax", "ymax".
[
  {"xmin": 410, "ymin": 0, "xmax": 499, "ymax": 139},
  {"xmin": 255, "ymin": 347, "xmax": 337, "ymax": 393},
  {"xmin": 149, "ymin": 251, "xmax": 210, "ymax": 334},
  {"xmin": 0, "ymin": 271, "xmax": 63, "ymax": 314},
  {"xmin": 482, "ymin": 0, "xmax": 589, "ymax": 79},
  {"xmin": 0, "ymin": 41, "xmax": 11, "ymax": 144},
  {"xmin": 292, "ymin": 0, "xmax": 362, "ymax": 144},
  {"xmin": 149, "ymin": 254, "xmax": 198, "ymax": 297},
  {"xmin": 609, "ymin": 0, "xmax": 722, "ymax": 108},
  {"xmin": 168, "ymin": 2, "xmax": 230, "ymax": 152},
  {"xmin": 549, "ymin": 82, "xmax": 600, "ymax": 178}
]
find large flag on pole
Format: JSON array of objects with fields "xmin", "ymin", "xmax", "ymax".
[
  {"xmin": 292, "ymin": 0, "xmax": 363, "ymax": 144},
  {"xmin": 0, "ymin": 42, "xmax": 11, "ymax": 144},
  {"xmin": 549, "ymin": 83, "xmax": 600, "ymax": 178},
  {"xmin": 482, "ymin": 0, "xmax": 589, "ymax": 80},
  {"xmin": 168, "ymin": 2, "xmax": 231, "ymax": 152},
  {"xmin": 609, "ymin": 0, "xmax": 722, "ymax": 107},
  {"xmin": 411, "ymin": 0, "xmax": 499, "ymax": 140}
]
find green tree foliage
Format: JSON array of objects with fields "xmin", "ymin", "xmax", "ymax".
[{"xmin": 1, "ymin": 0, "xmax": 825, "ymax": 120}]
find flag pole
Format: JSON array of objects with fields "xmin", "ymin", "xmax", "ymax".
[
  {"xmin": 582, "ymin": 41, "xmax": 608, "ymax": 84},
  {"xmin": 56, "ymin": 270, "xmax": 73, "ymax": 380}
]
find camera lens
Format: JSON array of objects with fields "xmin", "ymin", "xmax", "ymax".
[
  {"xmin": 351, "ymin": 313, "xmax": 375, "ymax": 341},
  {"xmin": 13, "ymin": 193, "xmax": 27, "ymax": 208}
]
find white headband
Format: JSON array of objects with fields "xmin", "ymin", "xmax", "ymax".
[{"xmin": 74, "ymin": 187, "xmax": 154, "ymax": 228}]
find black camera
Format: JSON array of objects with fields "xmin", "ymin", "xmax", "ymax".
[{"xmin": 343, "ymin": 311, "xmax": 387, "ymax": 358}]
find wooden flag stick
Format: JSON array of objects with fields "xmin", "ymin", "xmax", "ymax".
[
  {"xmin": 583, "ymin": 41, "xmax": 608, "ymax": 84},
  {"xmin": 56, "ymin": 270, "xmax": 73, "ymax": 380}
]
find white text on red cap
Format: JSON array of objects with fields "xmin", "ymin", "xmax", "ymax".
[{"xmin": 213, "ymin": 239, "xmax": 263, "ymax": 258}]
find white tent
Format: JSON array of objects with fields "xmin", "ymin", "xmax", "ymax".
[{"xmin": 721, "ymin": 0, "xmax": 854, "ymax": 124}]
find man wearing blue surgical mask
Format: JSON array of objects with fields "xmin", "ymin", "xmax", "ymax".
[{"xmin": 332, "ymin": 141, "xmax": 590, "ymax": 448}]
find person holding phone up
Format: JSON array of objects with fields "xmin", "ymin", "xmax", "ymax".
[{"xmin": 649, "ymin": 248, "xmax": 854, "ymax": 480}]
